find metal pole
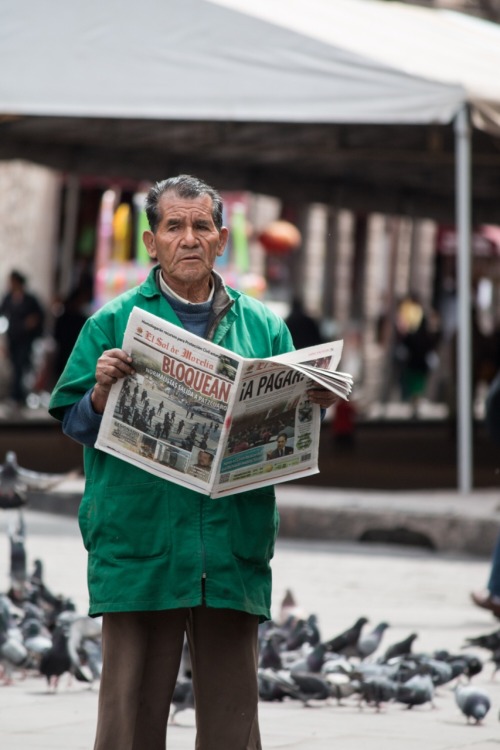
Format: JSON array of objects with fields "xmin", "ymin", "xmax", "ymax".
[{"xmin": 454, "ymin": 104, "xmax": 473, "ymax": 493}]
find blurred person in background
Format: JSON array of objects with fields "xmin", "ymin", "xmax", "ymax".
[
  {"xmin": 285, "ymin": 297, "xmax": 323, "ymax": 350},
  {"xmin": 470, "ymin": 369, "xmax": 500, "ymax": 618},
  {"xmin": 52, "ymin": 282, "xmax": 92, "ymax": 380},
  {"xmin": 0, "ymin": 269, "xmax": 45, "ymax": 408},
  {"xmin": 393, "ymin": 292, "xmax": 440, "ymax": 417}
]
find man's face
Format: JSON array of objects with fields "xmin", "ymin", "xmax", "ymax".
[
  {"xmin": 198, "ymin": 451, "xmax": 212, "ymax": 468},
  {"xmin": 143, "ymin": 192, "xmax": 228, "ymax": 298},
  {"xmin": 277, "ymin": 435, "xmax": 287, "ymax": 451}
]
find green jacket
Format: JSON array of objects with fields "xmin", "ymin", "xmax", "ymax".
[{"xmin": 49, "ymin": 267, "xmax": 294, "ymax": 620}]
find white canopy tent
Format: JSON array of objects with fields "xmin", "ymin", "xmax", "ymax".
[{"xmin": 2, "ymin": 0, "xmax": 500, "ymax": 492}]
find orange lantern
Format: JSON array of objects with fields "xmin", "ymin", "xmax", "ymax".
[{"xmin": 258, "ymin": 220, "xmax": 301, "ymax": 254}]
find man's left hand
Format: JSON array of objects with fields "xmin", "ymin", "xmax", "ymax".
[{"xmin": 307, "ymin": 387, "xmax": 338, "ymax": 409}]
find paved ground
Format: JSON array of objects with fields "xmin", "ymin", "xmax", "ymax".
[{"xmin": 2, "ymin": 510, "xmax": 500, "ymax": 749}]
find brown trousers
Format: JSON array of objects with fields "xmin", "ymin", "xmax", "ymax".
[{"xmin": 93, "ymin": 607, "xmax": 262, "ymax": 750}]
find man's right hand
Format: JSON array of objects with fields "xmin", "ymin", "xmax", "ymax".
[{"xmin": 91, "ymin": 348, "xmax": 135, "ymax": 414}]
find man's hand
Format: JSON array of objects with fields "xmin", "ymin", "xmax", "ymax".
[
  {"xmin": 91, "ymin": 349, "xmax": 135, "ymax": 414},
  {"xmin": 307, "ymin": 386, "xmax": 338, "ymax": 410}
]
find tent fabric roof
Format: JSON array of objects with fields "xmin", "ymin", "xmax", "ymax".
[
  {"xmin": 1, "ymin": 0, "xmax": 500, "ymax": 221},
  {"xmin": 214, "ymin": 0, "xmax": 500, "ymax": 119},
  {"xmin": 0, "ymin": 0, "xmax": 469, "ymax": 125}
]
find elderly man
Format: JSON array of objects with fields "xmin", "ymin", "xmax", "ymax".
[{"xmin": 49, "ymin": 175, "xmax": 336, "ymax": 750}]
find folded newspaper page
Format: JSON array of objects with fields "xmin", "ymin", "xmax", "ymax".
[{"xmin": 95, "ymin": 307, "xmax": 353, "ymax": 498}]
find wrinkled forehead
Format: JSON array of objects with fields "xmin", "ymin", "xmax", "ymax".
[{"xmin": 158, "ymin": 192, "xmax": 215, "ymax": 222}]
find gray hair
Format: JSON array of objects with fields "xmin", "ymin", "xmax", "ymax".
[{"xmin": 145, "ymin": 175, "xmax": 224, "ymax": 233}]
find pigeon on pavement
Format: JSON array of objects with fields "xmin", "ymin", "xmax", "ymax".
[
  {"xmin": 463, "ymin": 628, "xmax": 500, "ymax": 654},
  {"xmin": 0, "ymin": 451, "xmax": 80, "ymax": 508},
  {"xmin": 381, "ymin": 632, "xmax": 418, "ymax": 663},
  {"xmin": 170, "ymin": 677, "xmax": 195, "ymax": 723},
  {"xmin": 324, "ymin": 617, "xmax": 369, "ymax": 656},
  {"xmin": 395, "ymin": 670, "xmax": 435, "ymax": 709},
  {"xmin": 455, "ymin": 683, "xmax": 491, "ymax": 723},
  {"xmin": 356, "ymin": 622, "xmax": 390, "ymax": 660}
]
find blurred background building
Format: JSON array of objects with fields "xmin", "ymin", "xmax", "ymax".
[{"xmin": 1, "ymin": 0, "xmax": 500, "ymax": 432}]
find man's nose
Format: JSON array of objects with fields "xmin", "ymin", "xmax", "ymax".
[{"xmin": 181, "ymin": 226, "xmax": 198, "ymax": 246}]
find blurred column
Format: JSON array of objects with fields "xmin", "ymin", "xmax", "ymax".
[
  {"xmin": 59, "ymin": 174, "xmax": 80, "ymax": 298},
  {"xmin": 322, "ymin": 206, "xmax": 338, "ymax": 321}
]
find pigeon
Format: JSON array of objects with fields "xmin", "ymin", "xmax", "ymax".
[
  {"xmin": 286, "ymin": 614, "xmax": 321, "ymax": 651},
  {"xmin": 288, "ymin": 671, "xmax": 332, "ymax": 704},
  {"xmin": 170, "ymin": 677, "xmax": 195, "ymax": 723},
  {"xmin": 356, "ymin": 622, "xmax": 389, "ymax": 660},
  {"xmin": 324, "ymin": 617, "xmax": 369, "ymax": 656},
  {"xmin": 0, "ymin": 451, "xmax": 80, "ymax": 508},
  {"xmin": 0, "ymin": 594, "xmax": 28, "ymax": 683},
  {"xmin": 395, "ymin": 670, "xmax": 435, "ymax": 709},
  {"xmin": 39, "ymin": 624, "xmax": 71, "ymax": 690},
  {"xmin": 66, "ymin": 615, "xmax": 103, "ymax": 684},
  {"xmin": 258, "ymin": 669, "xmax": 289, "ymax": 702},
  {"xmin": 416, "ymin": 655, "xmax": 454, "ymax": 687},
  {"xmin": 8, "ymin": 511, "xmax": 27, "ymax": 585},
  {"xmin": 463, "ymin": 628, "xmax": 500, "ymax": 653},
  {"xmin": 455, "ymin": 683, "xmax": 491, "ymax": 723},
  {"xmin": 381, "ymin": 632, "xmax": 418, "ymax": 663},
  {"xmin": 277, "ymin": 589, "xmax": 306, "ymax": 626},
  {"xmin": 358, "ymin": 675, "xmax": 398, "ymax": 710},
  {"xmin": 433, "ymin": 650, "xmax": 483, "ymax": 681},
  {"xmin": 258, "ymin": 668, "xmax": 332, "ymax": 706},
  {"xmin": 259, "ymin": 633, "xmax": 284, "ymax": 671},
  {"xmin": 21, "ymin": 617, "xmax": 52, "ymax": 667},
  {"xmin": 324, "ymin": 672, "xmax": 361, "ymax": 705},
  {"xmin": 287, "ymin": 643, "xmax": 328, "ymax": 675}
]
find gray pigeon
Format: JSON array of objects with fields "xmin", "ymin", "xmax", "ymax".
[
  {"xmin": 324, "ymin": 617, "xmax": 369, "ymax": 656},
  {"xmin": 381, "ymin": 632, "xmax": 418, "ymax": 663},
  {"xmin": 0, "ymin": 451, "xmax": 80, "ymax": 508},
  {"xmin": 357, "ymin": 622, "xmax": 389, "ymax": 660},
  {"xmin": 170, "ymin": 678, "xmax": 195, "ymax": 723},
  {"xmin": 455, "ymin": 684, "xmax": 491, "ymax": 724},
  {"xmin": 359, "ymin": 675, "xmax": 398, "ymax": 710},
  {"xmin": 395, "ymin": 670, "xmax": 435, "ymax": 709}
]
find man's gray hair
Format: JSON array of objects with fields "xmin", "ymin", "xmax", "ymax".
[{"xmin": 145, "ymin": 175, "xmax": 224, "ymax": 233}]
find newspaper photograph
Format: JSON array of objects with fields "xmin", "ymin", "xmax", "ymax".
[
  {"xmin": 95, "ymin": 307, "xmax": 353, "ymax": 497},
  {"xmin": 95, "ymin": 307, "xmax": 240, "ymax": 494}
]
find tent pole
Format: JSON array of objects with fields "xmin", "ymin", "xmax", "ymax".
[{"xmin": 454, "ymin": 104, "xmax": 473, "ymax": 494}]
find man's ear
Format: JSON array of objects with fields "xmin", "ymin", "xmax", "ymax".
[
  {"xmin": 217, "ymin": 227, "xmax": 229, "ymax": 257},
  {"xmin": 143, "ymin": 230, "xmax": 157, "ymax": 260}
]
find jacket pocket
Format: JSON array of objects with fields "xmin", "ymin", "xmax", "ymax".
[
  {"xmin": 102, "ymin": 479, "xmax": 172, "ymax": 560},
  {"xmin": 230, "ymin": 489, "xmax": 279, "ymax": 565}
]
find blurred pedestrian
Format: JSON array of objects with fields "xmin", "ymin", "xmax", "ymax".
[
  {"xmin": 471, "ymin": 370, "xmax": 500, "ymax": 617},
  {"xmin": 285, "ymin": 297, "xmax": 323, "ymax": 350},
  {"xmin": 394, "ymin": 293, "xmax": 440, "ymax": 416},
  {"xmin": 0, "ymin": 270, "xmax": 45, "ymax": 407},
  {"xmin": 53, "ymin": 284, "xmax": 91, "ymax": 380}
]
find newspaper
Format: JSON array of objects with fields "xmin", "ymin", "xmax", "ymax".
[{"xmin": 95, "ymin": 307, "xmax": 353, "ymax": 498}]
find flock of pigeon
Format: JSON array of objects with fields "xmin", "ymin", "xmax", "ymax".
[
  {"xmin": 251, "ymin": 589, "xmax": 498, "ymax": 725},
  {"xmin": 0, "ymin": 538, "xmax": 102, "ymax": 690},
  {"xmin": 1, "ymin": 450, "xmax": 500, "ymax": 727},
  {"xmin": 1, "ymin": 533, "xmax": 500, "ymax": 726},
  {"xmin": 0, "ymin": 450, "xmax": 102, "ymax": 691}
]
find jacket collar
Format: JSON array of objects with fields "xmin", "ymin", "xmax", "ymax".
[{"xmin": 140, "ymin": 265, "xmax": 238, "ymax": 342}]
